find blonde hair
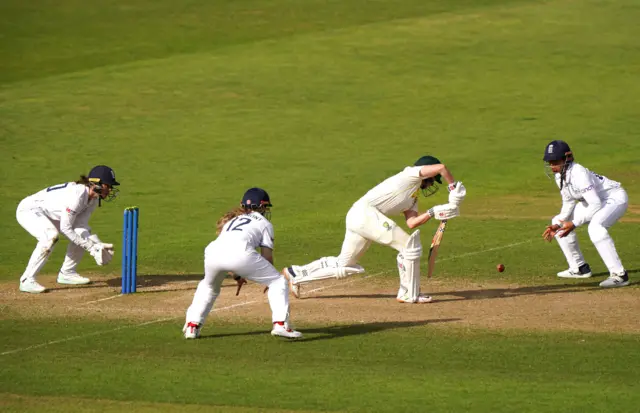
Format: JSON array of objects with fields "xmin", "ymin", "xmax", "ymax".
[{"xmin": 216, "ymin": 206, "xmax": 248, "ymax": 235}]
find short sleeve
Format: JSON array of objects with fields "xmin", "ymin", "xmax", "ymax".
[{"xmin": 260, "ymin": 221, "xmax": 275, "ymax": 250}]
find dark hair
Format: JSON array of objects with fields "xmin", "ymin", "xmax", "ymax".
[{"xmin": 75, "ymin": 175, "xmax": 91, "ymax": 186}]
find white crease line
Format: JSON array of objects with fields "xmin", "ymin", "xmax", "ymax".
[
  {"xmin": 83, "ymin": 295, "xmax": 122, "ymax": 304},
  {"xmin": 1, "ymin": 300, "xmax": 258, "ymax": 356},
  {"xmin": 438, "ymin": 240, "xmax": 532, "ymax": 262}
]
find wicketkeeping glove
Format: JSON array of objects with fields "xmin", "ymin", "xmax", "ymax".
[
  {"xmin": 89, "ymin": 242, "xmax": 115, "ymax": 266},
  {"xmin": 448, "ymin": 181, "xmax": 466, "ymax": 206},
  {"xmin": 428, "ymin": 203, "xmax": 460, "ymax": 220}
]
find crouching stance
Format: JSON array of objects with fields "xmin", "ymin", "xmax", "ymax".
[
  {"xmin": 542, "ymin": 140, "xmax": 629, "ymax": 288},
  {"xmin": 16, "ymin": 165, "xmax": 119, "ymax": 293},
  {"xmin": 183, "ymin": 188, "xmax": 302, "ymax": 339},
  {"xmin": 283, "ymin": 156, "xmax": 465, "ymax": 303}
]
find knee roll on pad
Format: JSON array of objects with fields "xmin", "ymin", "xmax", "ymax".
[{"xmin": 402, "ymin": 230, "xmax": 423, "ymax": 259}]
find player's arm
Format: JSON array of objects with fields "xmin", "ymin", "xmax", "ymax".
[
  {"xmin": 404, "ymin": 209, "xmax": 431, "ymax": 229},
  {"xmin": 260, "ymin": 223, "xmax": 276, "ymax": 265},
  {"xmin": 571, "ymin": 174, "xmax": 603, "ymax": 227},
  {"xmin": 260, "ymin": 247, "xmax": 274, "ymax": 265},
  {"xmin": 418, "ymin": 164, "xmax": 455, "ymax": 185},
  {"xmin": 59, "ymin": 201, "xmax": 94, "ymax": 251}
]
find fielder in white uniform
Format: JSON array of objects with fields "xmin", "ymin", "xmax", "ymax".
[
  {"xmin": 542, "ymin": 140, "xmax": 630, "ymax": 288},
  {"xmin": 283, "ymin": 156, "xmax": 466, "ymax": 303},
  {"xmin": 183, "ymin": 187, "xmax": 302, "ymax": 339},
  {"xmin": 15, "ymin": 165, "xmax": 119, "ymax": 293}
]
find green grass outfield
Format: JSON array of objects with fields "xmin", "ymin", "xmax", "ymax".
[{"xmin": 1, "ymin": 0, "xmax": 639, "ymax": 411}]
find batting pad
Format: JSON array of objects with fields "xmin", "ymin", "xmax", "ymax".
[
  {"xmin": 398, "ymin": 230, "xmax": 422, "ymax": 301},
  {"xmin": 294, "ymin": 257, "xmax": 365, "ymax": 283}
]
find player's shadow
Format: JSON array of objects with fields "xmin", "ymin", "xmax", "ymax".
[
  {"xmin": 201, "ymin": 318, "xmax": 460, "ymax": 341},
  {"xmin": 313, "ymin": 269, "xmax": 640, "ymax": 303},
  {"xmin": 106, "ymin": 274, "xmax": 204, "ymax": 292}
]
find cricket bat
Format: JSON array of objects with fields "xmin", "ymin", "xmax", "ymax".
[{"xmin": 427, "ymin": 220, "xmax": 448, "ymax": 278}]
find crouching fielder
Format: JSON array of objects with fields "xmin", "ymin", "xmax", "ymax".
[
  {"xmin": 283, "ymin": 156, "xmax": 466, "ymax": 303},
  {"xmin": 183, "ymin": 188, "xmax": 302, "ymax": 339},
  {"xmin": 16, "ymin": 165, "xmax": 119, "ymax": 293},
  {"xmin": 542, "ymin": 140, "xmax": 629, "ymax": 288}
]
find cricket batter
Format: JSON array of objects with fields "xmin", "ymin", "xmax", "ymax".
[
  {"xmin": 15, "ymin": 165, "xmax": 119, "ymax": 293},
  {"xmin": 283, "ymin": 156, "xmax": 466, "ymax": 303},
  {"xmin": 542, "ymin": 140, "xmax": 630, "ymax": 287},
  {"xmin": 183, "ymin": 187, "xmax": 302, "ymax": 339}
]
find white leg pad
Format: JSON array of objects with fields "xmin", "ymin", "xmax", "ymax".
[
  {"xmin": 289, "ymin": 257, "xmax": 365, "ymax": 284},
  {"xmin": 397, "ymin": 230, "xmax": 422, "ymax": 302}
]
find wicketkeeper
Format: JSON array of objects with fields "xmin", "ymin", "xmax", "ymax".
[
  {"xmin": 283, "ymin": 156, "xmax": 466, "ymax": 303},
  {"xmin": 15, "ymin": 165, "xmax": 119, "ymax": 293},
  {"xmin": 542, "ymin": 140, "xmax": 630, "ymax": 287}
]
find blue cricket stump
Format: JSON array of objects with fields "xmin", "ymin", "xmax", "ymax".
[{"xmin": 121, "ymin": 207, "xmax": 139, "ymax": 294}]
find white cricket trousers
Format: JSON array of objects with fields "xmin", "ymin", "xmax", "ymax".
[
  {"xmin": 186, "ymin": 241, "xmax": 290, "ymax": 326},
  {"xmin": 337, "ymin": 201, "xmax": 410, "ymax": 266},
  {"xmin": 16, "ymin": 200, "xmax": 89, "ymax": 282},
  {"xmin": 553, "ymin": 188, "xmax": 628, "ymax": 274}
]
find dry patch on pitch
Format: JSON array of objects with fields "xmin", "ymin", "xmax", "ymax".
[{"xmin": 1, "ymin": 273, "xmax": 639, "ymax": 334}]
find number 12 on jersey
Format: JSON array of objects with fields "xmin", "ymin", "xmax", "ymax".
[{"xmin": 227, "ymin": 217, "xmax": 251, "ymax": 232}]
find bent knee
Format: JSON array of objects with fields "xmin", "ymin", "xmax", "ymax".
[
  {"xmin": 42, "ymin": 228, "xmax": 60, "ymax": 245},
  {"xmin": 588, "ymin": 222, "xmax": 609, "ymax": 243}
]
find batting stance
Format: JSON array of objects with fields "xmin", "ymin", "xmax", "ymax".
[
  {"xmin": 15, "ymin": 165, "xmax": 119, "ymax": 293},
  {"xmin": 542, "ymin": 140, "xmax": 629, "ymax": 288},
  {"xmin": 183, "ymin": 188, "xmax": 302, "ymax": 339},
  {"xmin": 283, "ymin": 156, "xmax": 466, "ymax": 303}
]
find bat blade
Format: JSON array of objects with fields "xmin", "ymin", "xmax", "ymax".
[{"xmin": 427, "ymin": 220, "xmax": 447, "ymax": 278}]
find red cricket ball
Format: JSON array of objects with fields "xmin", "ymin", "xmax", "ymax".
[{"xmin": 497, "ymin": 264, "xmax": 505, "ymax": 272}]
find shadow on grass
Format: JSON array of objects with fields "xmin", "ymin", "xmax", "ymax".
[
  {"xmin": 311, "ymin": 269, "xmax": 640, "ymax": 303},
  {"xmin": 201, "ymin": 318, "xmax": 460, "ymax": 342},
  {"xmin": 104, "ymin": 274, "xmax": 206, "ymax": 293}
]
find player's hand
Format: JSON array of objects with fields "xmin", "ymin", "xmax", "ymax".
[
  {"xmin": 557, "ymin": 220, "xmax": 576, "ymax": 238},
  {"xmin": 234, "ymin": 275, "xmax": 247, "ymax": 296},
  {"xmin": 428, "ymin": 204, "xmax": 459, "ymax": 220},
  {"xmin": 542, "ymin": 224, "xmax": 560, "ymax": 242},
  {"xmin": 89, "ymin": 243, "xmax": 114, "ymax": 266},
  {"xmin": 448, "ymin": 182, "xmax": 466, "ymax": 206}
]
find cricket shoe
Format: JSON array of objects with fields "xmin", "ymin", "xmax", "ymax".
[
  {"xmin": 271, "ymin": 322, "xmax": 303, "ymax": 339},
  {"xmin": 57, "ymin": 272, "xmax": 91, "ymax": 285},
  {"xmin": 599, "ymin": 272, "xmax": 629, "ymax": 288},
  {"xmin": 557, "ymin": 263, "xmax": 592, "ymax": 279},
  {"xmin": 282, "ymin": 267, "xmax": 301, "ymax": 299},
  {"xmin": 19, "ymin": 278, "xmax": 46, "ymax": 294},
  {"xmin": 183, "ymin": 322, "xmax": 202, "ymax": 339},
  {"xmin": 397, "ymin": 293, "xmax": 433, "ymax": 304}
]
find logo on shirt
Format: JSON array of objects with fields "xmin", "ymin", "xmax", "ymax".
[
  {"xmin": 66, "ymin": 207, "xmax": 77, "ymax": 215},
  {"xmin": 580, "ymin": 185, "xmax": 594, "ymax": 194},
  {"xmin": 383, "ymin": 222, "xmax": 392, "ymax": 231}
]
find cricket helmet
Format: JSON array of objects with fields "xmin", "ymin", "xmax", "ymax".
[
  {"xmin": 241, "ymin": 187, "xmax": 272, "ymax": 210},
  {"xmin": 88, "ymin": 165, "xmax": 120, "ymax": 186},
  {"xmin": 543, "ymin": 140, "xmax": 573, "ymax": 163},
  {"xmin": 414, "ymin": 155, "xmax": 442, "ymax": 184}
]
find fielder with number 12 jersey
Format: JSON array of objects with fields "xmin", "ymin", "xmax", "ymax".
[{"xmin": 183, "ymin": 187, "xmax": 302, "ymax": 340}]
